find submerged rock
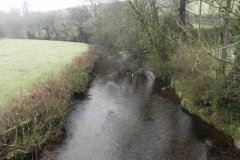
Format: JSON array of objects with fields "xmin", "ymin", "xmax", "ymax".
[{"xmin": 161, "ymin": 86, "xmax": 173, "ymax": 91}]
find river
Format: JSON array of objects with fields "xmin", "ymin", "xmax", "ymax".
[{"xmin": 44, "ymin": 52, "xmax": 240, "ymax": 160}]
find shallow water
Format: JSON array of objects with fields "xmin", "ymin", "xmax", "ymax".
[{"xmin": 52, "ymin": 52, "xmax": 240, "ymax": 160}]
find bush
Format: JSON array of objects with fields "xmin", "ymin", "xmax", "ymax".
[
  {"xmin": 26, "ymin": 31, "xmax": 36, "ymax": 39},
  {"xmin": 218, "ymin": 74, "xmax": 240, "ymax": 116},
  {"xmin": 190, "ymin": 27, "xmax": 221, "ymax": 45}
]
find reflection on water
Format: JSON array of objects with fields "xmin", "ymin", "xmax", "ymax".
[{"xmin": 53, "ymin": 52, "xmax": 240, "ymax": 160}]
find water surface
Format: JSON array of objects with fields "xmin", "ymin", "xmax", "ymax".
[{"xmin": 53, "ymin": 52, "xmax": 240, "ymax": 160}]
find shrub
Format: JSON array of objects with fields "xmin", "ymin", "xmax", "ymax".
[{"xmin": 26, "ymin": 31, "xmax": 36, "ymax": 39}]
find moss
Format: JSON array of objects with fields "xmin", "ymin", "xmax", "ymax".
[
  {"xmin": 4, "ymin": 119, "xmax": 32, "ymax": 134},
  {"xmin": 5, "ymin": 151, "xmax": 29, "ymax": 160},
  {"xmin": 2, "ymin": 119, "xmax": 32, "ymax": 144},
  {"xmin": 3, "ymin": 126, "xmax": 17, "ymax": 136},
  {"xmin": 6, "ymin": 152, "xmax": 15, "ymax": 160}
]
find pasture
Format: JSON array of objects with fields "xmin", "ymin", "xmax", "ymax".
[
  {"xmin": 0, "ymin": 39, "xmax": 89, "ymax": 105},
  {"xmin": 187, "ymin": 1, "xmax": 213, "ymax": 15}
]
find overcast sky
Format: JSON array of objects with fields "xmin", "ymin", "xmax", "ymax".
[{"xmin": 0, "ymin": 0, "xmax": 82, "ymax": 12}]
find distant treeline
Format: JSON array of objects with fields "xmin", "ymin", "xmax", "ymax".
[
  {"xmin": 0, "ymin": 4, "xmax": 93, "ymax": 42},
  {"xmin": 0, "ymin": 0, "xmax": 138, "ymax": 54}
]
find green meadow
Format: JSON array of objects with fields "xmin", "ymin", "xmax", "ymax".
[
  {"xmin": 0, "ymin": 39, "xmax": 89, "ymax": 105},
  {"xmin": 187, "ymin": 1, "xmax": 214, "ymax": 15}
]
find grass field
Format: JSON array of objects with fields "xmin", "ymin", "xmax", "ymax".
[
  {"xmin": 0, "ymin": 39, "xmax": 89, "ymax": 106},
  {"xmin": 187, "ymin": 1, "xmax": 213, "ymax": 15},
  {"xmin": 187, "ymin": 1, "xmax": 238, "ymax": 15}
]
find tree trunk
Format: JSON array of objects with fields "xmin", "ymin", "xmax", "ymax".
[
  {"xmin": 179, "ymin": 0, "xmax": 186, "ymax": 27},
  {"xmin": 221, "ymin": 0, "xmax": 232, "ymax": 77},
  {"xmin": 179, "ymin": 0, "xmax": 186, "ymax": 41}
]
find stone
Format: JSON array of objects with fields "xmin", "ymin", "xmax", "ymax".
[{"xmin": 237, "ymin": 141, "xmax": 240, "ymax": 149}]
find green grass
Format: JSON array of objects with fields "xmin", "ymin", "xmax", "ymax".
[
  {"xmin": 187, "ymin": 1, "xmax": 238, "ymax": 15},
  {"xmin": 191, "ymin": 23, "xmax": 216, "ymax": 28},
  {"xmin": 187, "ymin": 1, "xmax": 215, "ymax": 15},
  {"xmin": 0, "ymin": 39, "xmax": 89, "ymax": 106}
]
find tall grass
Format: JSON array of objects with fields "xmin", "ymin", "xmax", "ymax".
[{"xmin": 0, "ymin": 52, "xmax": 97, "ymax": 159}]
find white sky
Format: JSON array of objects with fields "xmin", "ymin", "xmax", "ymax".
[{"xmin": 0, "ymin": 0, "xmax": 82, "ymax": 12}]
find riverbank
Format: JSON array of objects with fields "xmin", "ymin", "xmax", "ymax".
[
  {"xmin": 0, "ymin": 52, "xmax": 98, "ymax": 159},
  {"xmin": 172, "ymin": 80, "xmax": 240, "ymax": 150}
]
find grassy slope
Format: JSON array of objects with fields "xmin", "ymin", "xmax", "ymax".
[
  {"xmin": 187, "ymin": 1, "xmax": 238, "ymax": 15},
  {"xmin": 0, "ymin": 39, "xmax": 88, "ymax": 105},
  {"xmin": 187, "ymin": 1, "xmax": 213, "ymax": 15}
]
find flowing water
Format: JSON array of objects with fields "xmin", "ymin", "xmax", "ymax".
[{"xmin": 49, "ymin": 52, "xmax": 240, "ymax": 160}]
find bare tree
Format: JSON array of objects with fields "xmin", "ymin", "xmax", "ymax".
[
  {"xmin": 22, "ymin": 1, "xmax": 31, "ymax": 15},
  {"xmin": 82, "ymin": 0, "xmax": 110, "ymax": 18}
]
